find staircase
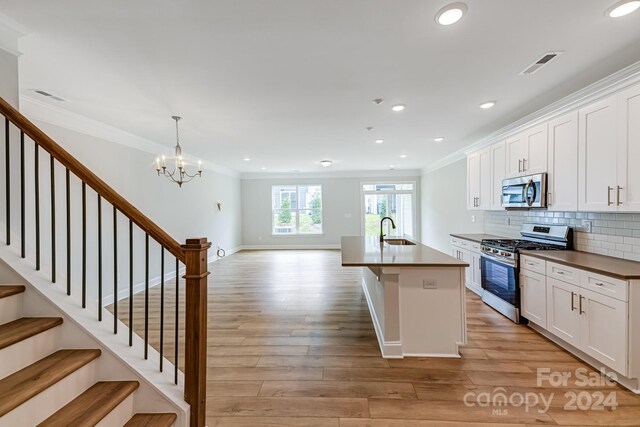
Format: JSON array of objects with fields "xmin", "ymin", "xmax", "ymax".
[
  {"xmin": 0, "ymin": 285, "xmax": 177, "ymax": 426},
  {"xmin": 0, "ymin": 94, "xmax": 210, "ymax": 427}
]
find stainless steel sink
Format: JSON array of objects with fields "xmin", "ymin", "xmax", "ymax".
[{"xmin": 384, "ymin": 238, "xmax": 416, "ymax": 246}]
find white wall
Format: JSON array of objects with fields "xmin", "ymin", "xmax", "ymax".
[
  {"xmin": 0, "ymin": 48, "xmax": 18, "ymax": 106},
  {"xmin": 1, "ymin": 118, "xmax": 242, "ymax": 303},
  {"xmin": 241, "ymin": 175, "xmax": 420, "ymax": 247},
  {"xmin": 420, "ymin": 159, "xmax": 483, "ymax": 253}
]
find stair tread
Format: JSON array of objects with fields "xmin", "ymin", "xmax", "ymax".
[
  {"xmin": 0, "ymin": 349, "xmax": 101, "ymax": 417},
  {"xmin": 0, "ymin": 317, "xmax": 63, "ymax": 350},
  {"xmin": 38, "ymin": 381, "xmax": 139, "ymax": 427},
  {"xmin": 125, "ymin": 413, "xmax": 177, "ymax": 427},
  {"xmin": 0, "ymin": 285, "xmax": 25, "ymax": 299}
]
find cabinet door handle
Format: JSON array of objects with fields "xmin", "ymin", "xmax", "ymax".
[
  {"xmin": 617, "ymin": 186, "xmax": 623, "ymax": 206},
  {"xmin": 570, "ymin": 291, "xmax": 576, "ymax": 311},
  {"xmin": 548, "ymin": 192, "xmax": 552, "ymax": 206},
  {"xmin": 522, "ymin": 158, "xmax": 526, "ymax": 172},
  {"xmin": 476, "ymin": 197, "xmax": 480, "ymax": 207},
  {"xmin": 579, "ymin": 295, "xmax": 585, "ymax": 315},
  {"xmin": 607, "ymin": 186, "xmax": 613, "ymax": 206},
  {"xmin": 595, "ymin": 282, "xmax": 604, "ymax": 287},
  {"xmin": 518, "ymin": 159, "xmax": 522, "ymax": 173},
  {"xmin": 556, "ymin": 270, "xmax": 565, "ymax": 275}
]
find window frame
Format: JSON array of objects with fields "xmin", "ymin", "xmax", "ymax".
[
  {"xmin": 271, "ymin": 184, "xmax": 324, "ymax": 236},
  {"xmin": 360, "ymin": 180, "xmax": 417, "ymax": 237}
]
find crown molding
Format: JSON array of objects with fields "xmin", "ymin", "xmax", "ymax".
[
  {"xmin": 0, "ymin": 12, "xmax": 30, "ymax": 56},
  {"xmin": 240, "ymin": 169, "xmax": 422, "ymax": 180},
  {"xmin": 422, "ymin": 59, "xmax": 640, "ymax": 175},
  {"xmin": 19, "ymin": 95, "xmax": 240, "ymax": 178}
]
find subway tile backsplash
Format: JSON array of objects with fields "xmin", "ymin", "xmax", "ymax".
[{"xmin": 484, "ymin": 211, "xmax": 640, "ymax": 262}]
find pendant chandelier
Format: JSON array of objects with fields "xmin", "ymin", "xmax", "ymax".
[{"xmin": 155, "ymin": 115, "xmax": 202, "ymax": 187}]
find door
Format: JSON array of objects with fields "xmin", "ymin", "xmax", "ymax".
[
  {"xmin": 548, "ymin": 112, "xmax": 578, "ymax": 211},
  {"xmin": 578, "ymin": 95, "xmax": 618, "ymax": 211},
  {"xmin": 467, "ymin": 152, "xmax": 480, "ymax": 209},
  {"xmin": 618, "ymin": 83, "xmax": 640, "ymax": 211},
  {"xmin": 579, "ymin": 288, "xmax": 628, "ymax": 375},
  {"xmin": 471, "ymin": 251, "xmax": 482, "ymax": 290},
  {"xmin": 546, "ymin": 278, "xmax": 580, "ymax": 347},
  {"xmin": 480, "ymin": 256, "xmax": 518, "ymax": 307},
  {"xmin": 479, "ymin": 148, "xmax": 491, "ymax": 209},
  {"xmin": 506, "ymin": 133, "xmax": 526, "ymax": 178},
  {"xmin": 523, "ymin": 123, "xmax": 548, "ymax": 175},
  {"xmin": 520, "ymin": 269, "xmax": 547, "ymax": 328},
  {"xmin": 362, "ymin": 183, "xmax": 415, "ymax": 238},
  {"xmin": 490, "ymin": 141, "xmax": 506, "ymax": 210}
]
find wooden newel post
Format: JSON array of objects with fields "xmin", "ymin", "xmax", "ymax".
[{"xmin": 182, "ymin": 237, "xmax": 211, "ymax": 427}]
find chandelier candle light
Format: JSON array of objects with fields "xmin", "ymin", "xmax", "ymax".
[{"xmin": 155, "ymin": 115, "xmax": 202, "ymax": 187}]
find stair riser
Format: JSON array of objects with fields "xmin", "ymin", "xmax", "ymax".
[
  {"xmin": 0, "ymin": 294, "xmax": 21, "ymax": 324},
  {"xmin": 0, "ymin": 327, "xmax": 60, "ymax": 379},
  {"xmin": 95, "ymin": 394, "xmax": 135, "ymax": 427},
  {"xmin": 0, "ymin": 360, "xmax": 97, "ymax": 426}
]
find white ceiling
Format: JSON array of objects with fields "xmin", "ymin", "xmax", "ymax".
[{"xmin": 2, "ymin": 0, "xmax": 640, "ymax": 175}]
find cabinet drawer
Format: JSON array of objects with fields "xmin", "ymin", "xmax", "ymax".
[
  {"xmin": 471, "ymin": 242, "xmax": 481, "ymax": 252},
  {"xmin": 546, "ymin": 262, "xmax": 580, "ymax": 286},
  {"xmin": 580, "ymin": 271, "xmax": 628, "ymax": 302},
  {"xmin": 521, "ymin": 255, "xmax": 546, "ymax": 274},
  {"xmin": 451, "ymin": 237, "xmax": 460, "ymax": 247}
]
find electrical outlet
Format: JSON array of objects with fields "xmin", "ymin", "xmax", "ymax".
[
  {"xmin": 582, "ymin": 220, "xmax": 592, "ymax": 233},
  {"xmin": 505, "ymin": 217, "xmax": 511, "ymax": 226},
  {"xmin": 471, "ymin": 215, "xmax": 476, "ymax": 223},
  {"xmin": 423, "ymin": 279, "xmax": 437, "ymax": 289}
]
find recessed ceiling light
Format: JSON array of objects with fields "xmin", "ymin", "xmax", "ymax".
[
  {"xmin": 479, "ymin": 101, "xmax": 497, "ymax": 109},
  {"xmin": 366, "ymin": 126, "xmax": 374, "ymax": 131},
  {"xmin": 435, "ymin": 2, "xmax": 468, "ymax": 26},
  {"xmin": 243, "ymin": 158, "xmax": 251, "ymax": 162},
  {"xmin": 320, "ymin": 160, "xmax": 333, "ymax": 167},
  {"xmin": 372, "ymin": 98, "xmax": 384, "ymax": 105},
  {"xmin": 391, "ymin": 104, "xmax": 406, "ymax": 112},
  {"xmin": 434, "ymin": 137, "xmax": 444, "ymax": 142},
  {"xmin": 261, "ymin": 167, "xmax": 267, "ymax": 170},
  {"xmin": 400, "ymin": 154, "xmax": 407, "ymax": 158},
  {"xmin": 375, "ymin": 139, "xmax": 384, "ymax": 144},
  {"xmin": 606, "ymin": 0, "xmax": 640, "ymax": 17},
  {"xmin": 389, "ymin": 164, "xmax": 396, "ymax": 170}
]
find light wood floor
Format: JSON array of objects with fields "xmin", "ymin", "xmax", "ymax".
[{"xmin": 111, "ymin": 250, "xmax": 640, "ymax": 426}]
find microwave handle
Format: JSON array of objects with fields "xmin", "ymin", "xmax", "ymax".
[{"xmin": 524, "ymin": 179, "xmax": 536, "ymax": 207}]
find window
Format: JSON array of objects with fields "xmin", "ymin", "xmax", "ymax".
[
  {"xmin": 272, "ymin": 185, "xmax": 323, "ymax": 235},
  {"xmin": 361, "ymin": 182, "xmax": 415, "ymax": 238}
]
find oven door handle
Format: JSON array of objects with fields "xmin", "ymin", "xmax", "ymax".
[
  {"xmin": 481, "ymin": 252, "xmax": 516, "ymax": 267},
  {"xmin": 524, "ymin": 179, "xmax": 536, "ymax": 207}
]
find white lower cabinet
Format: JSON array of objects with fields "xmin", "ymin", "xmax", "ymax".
[
  {"xmin": 522, "ymin": 259, "xmax": 631, "ymax": 377},
  {"xmin": 451, "ymin": 238, "xmax": 482, "ymax": 295},
  {"xmin": 579, "ymin": 288, "xmax": 628, "ymax": 375},
  {"xmin": 521, "ymin": 269, "xmax": 547, "ymax": 328},
  {"xmin": 546, "ymin": 278, "xmax": 581, "ymax": 348}
]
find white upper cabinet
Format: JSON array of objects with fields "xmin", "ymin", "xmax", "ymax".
[
  {"xmin": 490, "ymin": 141, "xmax": 506, "ymax": 210},
  {"xmin": 578, "ymin": 83, "xmax": 640, "ymax": 212},
  {"xmin": 578, "ymin": 95, "xmax": 618, "ymax": 211},
  {"xmin": 618, "ymin": 83, "xmax": 640, "ymax": 211},
  {"xmin": 506, "ymin": 123, "xmax": 548, "ymax": 178},
  {"xmin": 467, "ymin": 147, "xmax": 491, "ymax": 210},
  {"xmin": 506, "ymin": 133, "xmax": 525, "ymax": 178},
  {"xmin": 548, "ymin": 112, "xmax": 578, "ymax": 211}
]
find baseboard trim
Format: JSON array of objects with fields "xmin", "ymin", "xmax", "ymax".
[
  {"xmin": 465, "ymin": 282, "xmax": 483, "ymax": 297},
  {"xmin": 360, "ymin": 277, "xmax": 403, "ymax": 359},
  {"xmin": 241, "ymin": 244, "xmax": 341, "ymax": 250}
]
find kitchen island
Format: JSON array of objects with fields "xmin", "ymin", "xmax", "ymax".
[{"xmin": 341, "ymin": 236, "xmax": 468, "ymax": 358}]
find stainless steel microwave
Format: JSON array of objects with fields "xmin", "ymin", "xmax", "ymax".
[{"xmin": 502, "ymin": 173, "xmax": 547, "ymax": 209}]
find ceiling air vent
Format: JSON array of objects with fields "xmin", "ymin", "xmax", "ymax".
[
  {"xmin": 33, "ymin": 90, "xmax": 65, "ymax": 101},
  {"xmin": 520, "ymin": 52, "xmax": 563, "ymax": 75}
]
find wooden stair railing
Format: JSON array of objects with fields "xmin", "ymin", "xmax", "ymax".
[{"xmin": 0, "ymin": 96, "xmax": 208, "ymax": 427}]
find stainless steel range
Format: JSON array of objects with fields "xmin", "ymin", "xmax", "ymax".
[{"xmin": 480, "ymin": 224, "xmax": 573, "ymax": 323}]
